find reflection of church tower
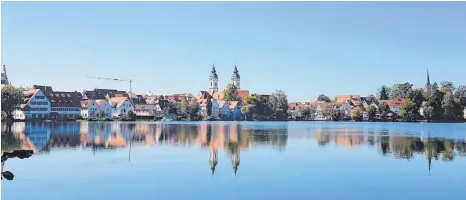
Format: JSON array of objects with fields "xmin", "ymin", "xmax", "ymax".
[
  {"xmin": 424, "ymin": 69, "xmax": 431, "ymax": 93},
  {"xmin": 1, "ymin": 65, "xmax": 9, "ymax": 85},
  {"xmin": 231, "ymin": 150, "xmax": 240, "ymax": 177},
  {"xmin": 209, "ymin": 63, "xmax": 219, "ymax": 93},
  {"xmin": 231, "ymin": 65, "xmax": 240, "ymax": 89},
  {"xmin": 209, "ymin": 147, "xmax": 218, "ymax": 175}
]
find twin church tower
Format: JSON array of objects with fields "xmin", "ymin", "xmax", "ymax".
[{"xmin": 209, "ymin": 63, "xmax": 241, "ymax": 93}]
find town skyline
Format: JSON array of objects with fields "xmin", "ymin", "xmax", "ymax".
[{"xmin": 2, "ymin": 2, "xmax": 466, "ymax": 101}]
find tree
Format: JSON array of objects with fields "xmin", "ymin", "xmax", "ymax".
[
  {"xmin": 377, "ymin": 85, "xmax": 390, "ymax": 100},
  {"xmin": 367, "ymin": 105, "xmax": 377, "ymax": 121},
  {"xmin": 269, "ymin": 90, "xmax": 288, "ymax": 120},
  {"xmin": 366, "ymin": 94, "xmax": 377, "ymax": 104},
  {"xmin": 423, "ymin": 105, "xmax": 434, "ymax": 122},
  {"xmin": 179, "ymin": 98, "xmax": 188, "ymax": 118},
  {"xmin": 431, "ymin": 82, "xmax": 439, "ymax": 91},
  {"xmin": 98, "ymin": 109, "xmax": 105, "ymax": 119},
  {"xmin": 126, "ymin": 110, "xmax": 135, "ymax": 120},
  {"xmin": 1, "ymin": 85, "xmax": 23, "ymax": 121},
  {"xmin": 426, "ymin": 90, "xmax": 445, "ymax": 120},
  {"xmin": 399, "ymin": 99, "xmax": 418, "ymax": 121},
  {"xmin": 299, "ymin": 106, "xmax": 316, "ymax": 120},
  {"xmin": 224, "ymin": 84, "xmax": 240, "ymax": 101},
  {"xmin": 350, "ymin": 107, "xmax": 363, "ymax": 121},
  {"xmin": 188, "ymin": 97, "xmax": 200, "ymax": 120},
  {"xmin": 440, "ymin": 81, "xmax": 455, "ymax": 94},
  {"xmin": 390, "ymin": 82, "xmax": 413, "ymax": 99},
  {"xmin": 442, "ymin": 94, "xmax": 462, "ymax": 121},
  {"xmin": 406, "ymin": 89, "xmax": 425, "ymax": 119},
  {"xmin": 454, "ymin": 85, "xmax": 466, "ymax": 108},
  {"xmin": 317, "ymin": 94, "xmax": 331, "ymax": 103}
]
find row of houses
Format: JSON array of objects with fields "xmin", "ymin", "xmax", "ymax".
[
  {"xmin": 14, "ymin": 86, "xmax": 135, "ymax": 120},
  {"xmin": 289, "ymin": 94, "xmax": 407, "ymax": 120}
]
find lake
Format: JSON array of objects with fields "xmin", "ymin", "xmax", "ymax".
[{"xmin": 1, "ymin": 121, "xmax": 466, "ymax": 200}]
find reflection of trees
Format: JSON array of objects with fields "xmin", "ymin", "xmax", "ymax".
[
  {"xmin": 1, "ymin": 124, "xmax": 21, "ymax": 154},
  {"xmin": 249, "ymin": 128, "xmax": 288, "ymax": 151}
]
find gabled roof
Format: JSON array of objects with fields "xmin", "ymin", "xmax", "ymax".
[
  {"xmin": 80, "ymin": 100, "xmax": 95, "ymax": 109},
  {"xmin": 109, "ymin": 97, "xmax": 131, "ymax": 108},
  {"xmin": 336, "ymin": 94, "xmax": 360, "ymax": 104},
  {"xmin": 95, "ymin": 99, "xmax": 109, "ymax": 106},
  {"xmin": 229, "ymin": 101, "xmax": 240, "ymax": 109},
  {"xmin": 217, "ymin": 100, "xmax": 227, "ymax": 108}
]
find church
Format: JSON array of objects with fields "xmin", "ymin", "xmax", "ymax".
[{"xmin": 207, "ymin": 63, "xmax": 250, "ymax": 100}]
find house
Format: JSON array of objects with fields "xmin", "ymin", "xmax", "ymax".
[
  {"xmin": 379, "ymin": 98, "xmax": 406, "ymax": 115},
  {"xmin": 229, "ymin": 101, "xmax": 242, "ymax": 119},
  {"xmin": 211, "ymin": 90, "xmax": 250, "ymax": 101},
  {"xmin": 14, "ymin": 89, "xmax": 51, "ymax": 120},
  {"xmin": 82, "ymin": 89, "xmax": 123, "ymax": 100},
  {"xmin": 217, "ymin": 100, "xmax": 230, "ymax": 118},
  {"xmin": 33, "ymin": 85, "xmax": 82, "ymax": 119},
  {"xmin": 108, "ymin": 97, "xmax": 135, "ymax": 118},
  {"xmin": 310, "ymin": 101, "xmax": 328, "ymax": 120},
  {"xmin": 48, "ymin": 92, "xmax": 82, "ymax": 119},
  {"xmin": 95, "ymin": 99, "xmax": 113, "ymax": 118},
  {"xmin": 135, "ymin": 104, "xmax": 156, "ymax": 119},
  {"xmin": 335, "ymin": 94, "xmax": 361, "ymax": 104},
  {"xmin": 288, "ymin": 102, "xmax": 307, "ymax": 117},
  {"xmin": 80, "ymin": 100, "xmax": 99, "ymax": 119}
]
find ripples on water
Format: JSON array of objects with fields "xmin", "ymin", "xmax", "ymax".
[{"xmin": 1, "ymin": 121, "xmax": 466, "ymax": 200}]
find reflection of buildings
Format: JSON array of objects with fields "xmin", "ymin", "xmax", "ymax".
[{"xmin": 312, "ymin": 128, "xmax": 466, "ymax": 175}]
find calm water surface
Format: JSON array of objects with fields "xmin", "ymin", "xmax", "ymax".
[{"xmin": 1, "ymin": 121, "xmax": 466, "ymax": 200}]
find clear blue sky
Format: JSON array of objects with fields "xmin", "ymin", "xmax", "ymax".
[{"xmin": 2, "ymin": 2, "xmax": 466, "ymax": 101}]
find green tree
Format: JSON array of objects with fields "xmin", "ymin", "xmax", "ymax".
[
  {"xmin": 187, "ymin": 97, "xmax": 200, "ymax": 120},
  {"xmin": 377, "ymin": 85, "xmax": 390, "ymax": 100},
  {"xmin": 299, "ymin": 106, "xmax": 316, "ymax": 120},
  {"xmin": 350, "ymin": 107, "xmax": 363, "ymax": 121},
  {"xmin": 317, "ymin": 94, "xmax": 331, "ymax": 103},
  {"xmin": 426, "ymin": 90, "xmax": 445, "ymax": 120},
  {"xmin": 224, "ymin": 84, "xmax": 240, "ymax": 101},
  {"xmin": 126, "ymin": 110, "xmax": 135, "ymax": 120},
  {"xmin": 431, "ymin": 82, "xmax": 439, "ymax": 91},
  {"xmin": 440, "ymin": 81, "xmax": 455, "ymax": 94},
  {"xmin": 390, "ymin": 82, "xmax": 413, "ymax": 99},
  {"xmin": 367, "ymin": 105, "xmax": 377, "ymax": 121},
  {"xmin": 1, "ymin": 85, "xmax": 23, "ymax": 121},
  {"xmin": 179, "ymin": 98, "xmax": 188, "ymax": 118},
  {"xmin": 98, "ymin": 109, "xmax": 105, "ymax": 119},
  {"xmin": 399, "ymin": 99, "xmax": 418, "ymax": 121},
  {"xmin": 269, "ymin": 90, "xmax": 288, "ymax": 120},
  {"xmin": 454, "ymin": 85, "xmax": 466, "ymax": 108},
  {"xmin": 442, "ymin": 94, "xmax": 462, "ymax": 120},
  {"xmin": 366, "ymin": 94, "xmax": 377, "ymax": 104},
  {"xmin": 423, "ymin": 105, "xmax": 434, "ymax": 122}
]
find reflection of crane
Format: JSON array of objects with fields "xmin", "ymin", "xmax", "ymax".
[{"xmin": 85, "ymin": 76, "xmax": 135, "ymax": 98}]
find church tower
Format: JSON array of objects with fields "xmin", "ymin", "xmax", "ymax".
[
  {"xmin": 424, "ymin": 69, "xmax": 431, "ymax": 93},
  {"xmin": 209, "ymin": 63, "xmax": 219, "ymax": 93},
  {"xmin": 231, "ymin": 65, "xmax": 240, "ymax": 89},
  {"xmin": 1, "ymin": 65, "xmax": 9, "ymax": 85}
]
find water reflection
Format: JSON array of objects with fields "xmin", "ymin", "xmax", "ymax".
[{"xmin": 2, "ymin": 122, "xmax": 466, "ymax": 176}]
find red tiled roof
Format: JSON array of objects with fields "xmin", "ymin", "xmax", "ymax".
[
  {"xmin": 109, "ymin": 97, "xmax": 131, "ymax": 108},
  {"xmin": 229, "ymin": 101, "xmax": 240, "ymax": 109},
  {"xmin": 336, "ymin": 94, "xmax": 360, "ymax": 104}
]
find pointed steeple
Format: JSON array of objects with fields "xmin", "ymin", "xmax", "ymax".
[
  {"xmin": 1, "ymin": 65, "xmax": 9, "ymax": 85},
  {"xmin": 231, "ymin": 64, "xmax": 241, "ymax": 89},
  {"xmin": 424, "ymin": 68, "xmax": 432, "ymax": 93}
]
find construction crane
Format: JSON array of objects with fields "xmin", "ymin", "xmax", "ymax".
[{"xmin": 85, "ymin": 75, "xmax": 135, "ymax": 98}]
